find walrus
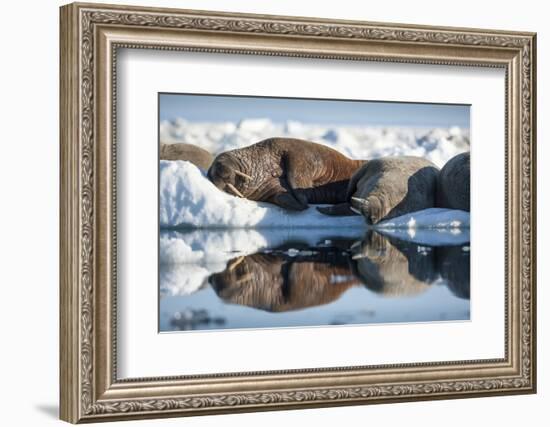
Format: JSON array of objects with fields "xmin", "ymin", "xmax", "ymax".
[
  {"xmin": 207, "ymin": 138, "xmax": 365, "ymax": 210},
  {"xmin": 209, "ymin": 251, "xmax": 359, "ymax": 313},
  {"xmin": 318, "ymin": 156, "xmax": 440, "ymax": 225},
  {"xmin": 349, "ymin": 231, "xmax": 438, "ymax": 297},
  {"xmin": 437, "ymin": 152, "xmax": 470, "ymax": 211},
  {"xmin": 160, "ymin": 143, "xmax": 213, "ymax": 170}
]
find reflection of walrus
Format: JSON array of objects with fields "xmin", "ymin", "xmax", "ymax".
[
  {"xmin": 350, "ymin": 232, "xmax": 438, "ymax": 297},
  {"xmin": 160, "ymin": 143, "xmax": 213, "ymax": 170},
  {"xmin": 207, "ymin": 138, "xmax": 365, "ymax": 210},
  {"xmin": 437, "ymin": 152, "xmax": 470, "ymax": 211},
  {"xmin": 436, "ymin": 245, "xmax": 470, "ymax": 299},
  {"xmin": 209, "ymin": 253, "xmax": 359, "ymax": 312},
  {"xmin": 319, "ymin": 156, "xmax": 439, "ymax": 224}
]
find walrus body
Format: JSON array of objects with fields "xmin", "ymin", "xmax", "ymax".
[
  {"xmin": 437, "ymin": 152, "xmax": 470, "ymax": 211},
  {"xmin": 207, "ymin": 138, "xmax": 365, "ymax": 210},
  {"xmin": 209, "ymin": 252, "xmax": 359, "ymax": 313},
  {"xmin": 160, "ymin": 143, "xmax": 213, "ymax": 170},
  {"xmin": 319, "ymin": 156, "xmax": 439, "ymax": 225}
]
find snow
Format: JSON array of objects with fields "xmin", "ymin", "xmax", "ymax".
[
  {"xmin": 159, "ymin": 118, "xmax": 470, "ymax": 229},
  {"xmin": 375, "ymin": 209, "xmax": 469, "ymax": 246},
  {"xmin": 376, "ymin": 208, "xmax": 470, "ymax": 229},
  {"xmin": 160, "ymin": 160, "xmax": 366, "ymax": 229},
  {"xmin": 374, "ymin": 208, "xmax": 470, "ymax": 246},
  {"xmin": 160, "ymin": 119, "xmax": 469, "ymax": 168}
]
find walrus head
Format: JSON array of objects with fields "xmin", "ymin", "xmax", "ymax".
[{"xmin": 207, "ymin": 152, "xmax": 254, "ymax": 199}]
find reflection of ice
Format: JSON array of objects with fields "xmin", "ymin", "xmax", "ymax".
[
  {"xmin": 160, "ymin": 264, "xmax": 210, "ymax": 297},
  {"xmin": 170, "ymin": 308, "xmax": 226, "ymax": 331},
  {"xmin": 160, "ymin": 228, "xmax": 365, "ymax": 296},
  {"xmin": 160, "ymin": 230, "xmax": 471, "ymax": 332},
  {"xmin": 206, "ymin": 231, "xmax": 470, "ymax": 315},
  {"xmin": 160, "ymin": 228, "xmax": 365, "ymax": 264}
]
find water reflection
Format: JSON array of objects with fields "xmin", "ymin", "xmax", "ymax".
[
  {"xmin": 352, "ymin": 232, "xmax": 442, "ymax": 297},
  {"xmin": 159, "ymin": 230, "xmax": 470, "ymax": 331},
  {"xmin": 210, "ymin": 250, "xmax": 360, "ymax": 313}
]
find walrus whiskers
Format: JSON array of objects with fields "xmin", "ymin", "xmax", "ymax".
[
  {"xmin": 228, "ymin": 256, "xmax": 245, "ymax": 272},
  {"xmin": 226, "ymin": 183, "xmax": 245, "ymax": 198},
  {"xmin": 234, "ymin": 170, "xmax": 252, "ymax": 180}
]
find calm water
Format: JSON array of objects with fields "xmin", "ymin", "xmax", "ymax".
[{"xmin": 159, "ymin": 229, "xmax": 470, "ymax": 332}]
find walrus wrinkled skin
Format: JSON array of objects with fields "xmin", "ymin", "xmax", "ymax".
[
  {"xmin": 209, "ymin": 252, "xmax": 359, "ymax": 313},
  {"xmin": 437, "ymin": 151, "xmax": 470, "ymax": 211},
  {"xmin": 207, "ymin": 138, "xmax": 365, "ymax": 210},
  {"xmin": 160, "ymin": 143, "xmax": 213, "ymax": 170},
  {"xmin": 318, "ymin": 156, "xmax": 439, "ymax": 225}
]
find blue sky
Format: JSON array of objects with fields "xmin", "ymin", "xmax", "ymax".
[{"xmin": 159, "ymin": 93, "xmax": 470, "ymax": 128}]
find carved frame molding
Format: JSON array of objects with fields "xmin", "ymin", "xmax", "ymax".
[{"xmin": 60, "ymin": 2, "xmax": 536, "ymax": 423}]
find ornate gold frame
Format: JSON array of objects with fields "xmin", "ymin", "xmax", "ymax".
[{"xmin": 59, "ymin": 2, "xmax": 537, "ymax": 423}]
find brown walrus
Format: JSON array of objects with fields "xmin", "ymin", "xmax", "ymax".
[
  {"xmin": 318, "ymin": 156, "xmax": 440, "ymax": 225},
  {"xmin": 207, "ymin": 138, "xmax": 365, "ymax": 210},
  {"xmin": 160, "ymin": 143, "xmax": 213, "ymax": 170},
  {"xmin": 437, "ymin": 152, "xmax": 470, "ymax": 211},
  {"xmin": 209, "ymin": 252, "xmax": 359, "ymax": 313}
]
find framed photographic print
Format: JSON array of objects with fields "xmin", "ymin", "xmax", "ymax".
[{"xmin": 59, "ymin": 2, "xmax": 537, "ymax": 423}]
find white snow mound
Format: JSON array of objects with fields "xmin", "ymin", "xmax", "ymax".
[{"xmin": 159, "ymin": 160, "xmax": 366, "ymax": 229}]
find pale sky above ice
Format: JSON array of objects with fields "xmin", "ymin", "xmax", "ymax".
[{"xmin": 159, "ymin": 93, "xmax": 470, "ymax": 128}]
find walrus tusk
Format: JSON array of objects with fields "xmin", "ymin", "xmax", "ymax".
[
  {"xmin": 349, "ymin": 205, "xmax": 362, "ymax": 215},
  {"xmin": 226, "ymin": 183, "xmax": 245, "ymax": 198},
  {"xmin": 350, "ymin": 241, "xmax": 363, "ymax": 251},
  {"xmin": 234, "ymin": 170, "xmax": 252, "ymax": 180},
  {"xmin": 228, "ymin": 256, "xmax": 245, "ymax": 272},
  {"xmin": 350, "ymin": 197, "xmax": 368, "ymax": 212}
]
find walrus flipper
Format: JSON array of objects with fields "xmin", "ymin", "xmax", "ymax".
[
  {"xmin": 345, "ymin": 165, "xmax": 367, "ymax": 201},
  {"xmin": 274, "ymin": 153, "xmax": 310, "ymax": 211},
  {"xmin": 272, "ymin": 193, "xmax": 308, "ymax": 211},
  {"xmin": 284, "ymin": 153, "xmax": 313, "ymax": 207}
]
